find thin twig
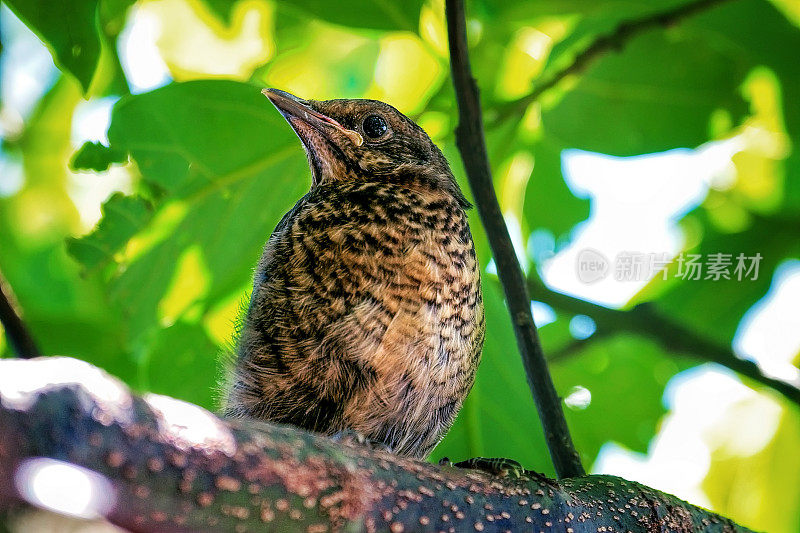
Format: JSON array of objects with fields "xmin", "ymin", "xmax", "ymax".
[
  {"xmin": 528, "ymin": 275, "xmax": 800, "ymax": 407},
  {"xmin": 445, "ymin": 0, "xmax": 585, "ymax": 478},
  {"xmin": 0, "ymin": 272, "xmax": 41, "ymax": 359},
  {"xmin": 495, "ymin": 0, "xmax": 734, "ymax": 122}
]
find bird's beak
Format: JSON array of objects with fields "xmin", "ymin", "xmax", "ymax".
[{"xmin": 262, "ymin": 88, "xmax": 363, "ymax": 147}]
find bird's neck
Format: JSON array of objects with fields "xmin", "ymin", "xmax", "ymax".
[{"xmin": 315, "ymin": 166, "xmax": 471, "ymax": 210}]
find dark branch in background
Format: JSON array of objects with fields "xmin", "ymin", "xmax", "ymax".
[
  {"xmin": 496, "ymin": 0, "xmax": 734, "ymax": 122},
  {"xmin": 445, "ymin": 0, "xmax": 584, "ymax": 479},
  {"xmin": 0, "ymin": 272, "xmax": 40, "ymax": 359},
  {"xmin": 546, "ymin": 334, "xmax": 607, "ymax": 364},
  {"xmin": 0, "ymin": 358, "xmax": 754, "ymax": 532},
  {"xmin": 528, "ymin": 275, "xmax": 800, "ymax": 407}
]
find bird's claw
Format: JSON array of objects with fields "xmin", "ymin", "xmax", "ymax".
[{"xmin": 440, "ymin": 456, "xmax": 551, "ymax": 481}]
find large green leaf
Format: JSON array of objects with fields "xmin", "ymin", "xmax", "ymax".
[
  {"xmin": 685, "ymin": 0, "xmax": 800, "ymax": 212},
  {"xmin": 4, "ymin": 0, "xmax": 102, "ymax": 93},
  {"xmin": 551, "ymin": 334, "xmax": 690, "ymax": 463},
  {"xmin": 520, "ymin": 0, "xmax": 800, "ymax": 165},
  {"xmin": 541, "ymin": 29, "xmax": 749, "ymax": 155},
  {"xmin": 69, "ymin": 80, "xmax": 309, "ymax": 377}
]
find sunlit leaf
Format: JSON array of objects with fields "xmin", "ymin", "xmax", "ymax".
[
  {"xmin": 67, "ymin": 193, "xmax": 153, "ymax": 273},
  {"xmin": 703, "ymin": 402, "xmax": 800, "ymax": 532},
  {"xmin": 278, "ymin": 0, "xmax": 425, "ymax": 32},
  {"xmin": 149, "ymin": 0, "xmax": 275, "ymax": 82},
  {"xmin": 264, "ymin": 25, "xmax": 379, "ymax": 100},
  {"xmin": 0, "ymin": 80, "xmax": 130, "ymax": 377}
]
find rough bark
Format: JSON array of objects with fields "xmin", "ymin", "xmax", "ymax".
[{"xmin": 0, "ymin": 358, "xmax": 752, "ymax": 532}]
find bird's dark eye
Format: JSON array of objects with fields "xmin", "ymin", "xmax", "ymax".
[{"xmin": 362, "ymin": 114, "xmax": 388, "ymax": 139}]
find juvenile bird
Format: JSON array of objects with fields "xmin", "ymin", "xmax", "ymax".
[{"xmin": 224, "ymin": 89, "xmax": 484, "ymax": 458}]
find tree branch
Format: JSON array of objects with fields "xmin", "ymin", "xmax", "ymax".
[
  {"xmin": 0, "ymin": 272, "xmax": 41, "ymax": 359},
  {"xmin": 528, "ymin": 275, "xmax": 800, "ymax": 406},
  {"xmin": 0, "ymin": 357, "xmax": 754, "ymax": 532},
  {"xmin": 496, "ymin": 0, "xmax": 734, "ymax": 122},
  {"xmin": 445, "ymin": 0, "xmax": 584, "ymax": 479}
]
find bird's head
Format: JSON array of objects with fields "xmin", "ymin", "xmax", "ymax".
[{"xmin": 264, "ymin": 88, "xmax": 466, "ymax": 203}]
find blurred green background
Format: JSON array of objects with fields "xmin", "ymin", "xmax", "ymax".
[{"xmin": 1, "ymin": 0, "xmax": 799, "ymax": 530}]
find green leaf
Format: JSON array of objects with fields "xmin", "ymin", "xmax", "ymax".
[
  {"xmin": 143, "ymin": 321, "xmax": 220, "ymax": 409},
  {"xmin": 480, "ymin": 0, "xmax": 686, "ymax": 22},
  {"xmin": 542, "ymin": 0, "xmax": 692, "ymax": 75},
  {"xmin": 688, "ymin": 0, "xmax": 800, "ymax": 135},
  {"xmin": 70, "ymin": 141, "xmax": 128, "ymax": 172},
  {"xmin": 685, "ymin": 0, "xmax": 800, "ymax": 212},
  {"xmin": 523, "ymin": 139, "xmax": 590, "ymax": 239},
  {"xmin": 0, "ymin": 78, "xmax": 131, "ymax": 378},
  {"xmin": 67, "ymin": 193, "xmax": 153, "ymax": 273},
  {"xmin": 651, "ymin": 210, "xmax": 800, "ymax": 346},
  {"xmin": 278, "ymin": 0, "xmax": 425, "ymax": 32},
  {"xmin": 551, "ymin": 334, "xmax": 690, "ymax": 462},
  {"xmin": 541, "ymin": 29, "xmax": 749, "ymax": 155},
  {"xmin": 200, "ymin": 0, "xmax": 236, "ymax": 25},
  {"xmin": 92, "ymin": 80, "xmax": 308, "ymax": 347},
  {"xmin": 108, "ymin": 81, "xmax": 300, "ymax": 197},
  {"xmin": 703, "ymin": 406, "xmax": 800, "ymax": 532},
  {"xmin": 4, "ymin": 0, "xmax": 102, "ymax": 93}
]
